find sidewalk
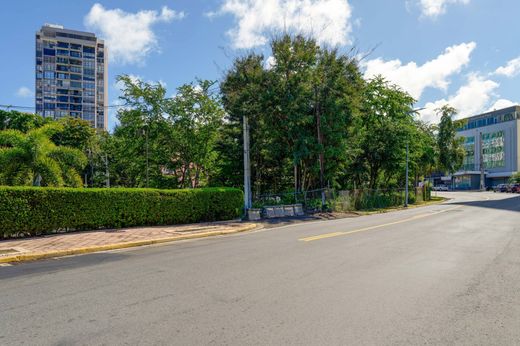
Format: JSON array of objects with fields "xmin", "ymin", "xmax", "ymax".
[{"xmin": 0, "ymin": 221, "xmax": 258, "ymax": 264}]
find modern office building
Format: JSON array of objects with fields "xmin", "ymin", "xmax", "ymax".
[
  {"xmin": 453, "ymin": 106, "xmax": 519, "ymax": 189},
  {"xmin": 35, "ymin": 24, "xmax": 108, "ymax": 129}
]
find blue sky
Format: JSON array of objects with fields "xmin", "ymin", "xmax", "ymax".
[{"xmin": 1, "ymin": 0, "xmax": 519, "ymax": 129}]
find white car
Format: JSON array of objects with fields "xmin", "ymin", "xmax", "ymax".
[{"xmin": 433, "ymin": 185, "xmax": 449, "ymax": 191}]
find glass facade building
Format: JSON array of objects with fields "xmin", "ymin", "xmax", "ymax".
[
  {"xmin": 35, "ymin": 24, "xmax": 108, "ymax": 129},
  {"xmin": 453, "ymin": 106, "xmax": 520, "ymax": 189}
]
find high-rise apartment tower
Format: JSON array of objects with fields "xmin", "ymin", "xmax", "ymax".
[{"xmin": 35, "ymin": 24, "xmax": 108, "ymax": 129}]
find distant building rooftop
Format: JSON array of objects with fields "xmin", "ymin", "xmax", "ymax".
[{"xmin": 456, "ymin": 105, "xmax": 519, "ymax": 132}]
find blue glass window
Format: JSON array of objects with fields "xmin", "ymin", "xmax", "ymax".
[
  {"xmin": 83, "ymin": 46, "xmax": 95, "ymax": 53},
  {"xmin": 43, "ymin": 48, "xmax": 55, "ymax": 56}
]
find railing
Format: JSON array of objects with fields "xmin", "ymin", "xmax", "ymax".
[{"xmin": 253, "ymin": 186, "xmax": 431, "ymax": 213}]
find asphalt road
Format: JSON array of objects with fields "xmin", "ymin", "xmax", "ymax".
[{"xmin": 1, "ymin": 191, "xmax": 519, "ymax": 345}]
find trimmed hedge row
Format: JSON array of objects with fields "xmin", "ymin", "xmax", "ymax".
[{"xmin": 0, "ymin": 186, "xmax": 243, "ymax": 237}]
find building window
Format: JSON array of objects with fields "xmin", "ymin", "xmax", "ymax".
[{"xmin": 482, "ymin": 131, "xmax": 505, "ymax": 169}]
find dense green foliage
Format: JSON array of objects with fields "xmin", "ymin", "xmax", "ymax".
[
  {"xmin": 510, "ymin": 172, "xmax": 520, "ymax": 183},
  {"xmin": 437, "ymin": 105, "xmax": 465, "ymax": 174},
  {"xmin": 0, "ymin": 123, "xmax": 87, "ymax": 187},
  {"xmin": 0, "ymin": 186, "xmax": 243, "ymax": 237},
  {"xmin": 0, "ymin": 35, "xmax": 466, "ymax": 210},
  {"xmin": 107, "ymin": 76, "xmax": 225, "ymax": 188},
  {"xmin": 215, "ymin": 35, "xmax": 447, "ymax": 194},
  {"xmin": 0, "ymin": 109, "xmax": 51, "ymax": 132}
]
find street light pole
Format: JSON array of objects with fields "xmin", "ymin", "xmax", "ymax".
[
  {"xmin": 479, "ymin": 131, "xmax": 485, "ymax": 191},
  {"xmin": 243, "ymin": 115, "xmax": 252, "ymax": 212},
  {"xmin": 405, "ymin": 142, "xmax": 409, "ymax": 207},
  {"xmin": 403, "ymin": 107, "xmax": 425, "ymax": 207}
]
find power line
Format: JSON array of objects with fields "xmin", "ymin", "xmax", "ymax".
[{"xmin": 0, "ymin": 103, "xmax": 128, "ymax": 111}]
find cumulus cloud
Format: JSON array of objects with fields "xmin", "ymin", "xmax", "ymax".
[
  {"xmin": 16, "ymin": 86, "xmax": 33, "ymax": 98},
  {"xmin": 84, "ymin": 3, "xmax": 184, "ymax": 65},
  {"xmin": 210, "ymin": 0, "xmax": 353, "ymax": 49},
  {"xmin": 418, "ymin": 0, "xmax": 470, "ymax": 18},
  {"xmin": 494, "ymin": 57, "xmax": 520, "ymax": 78},
  {"xmin": 419, "ymin": 74, "xmax": 499, "ymax": 123},
  {"xmin": 487, "ymin": 99, "xmax": 517, "ymax": 111},
  {"xmin": 363, "ymin": 42, "xmax": 476, "ymax": 100}
]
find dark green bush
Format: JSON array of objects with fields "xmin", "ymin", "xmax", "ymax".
[{"xmin": 0, "ymin": 186, "xmax": 243, "ymax": 237}]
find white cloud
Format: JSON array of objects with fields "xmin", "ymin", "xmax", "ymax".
[
  {"xmin": 418, "ymin": 0, "xmax": 470, "ymax": 18},
  {"xmin": 16, "ymin": 86, "xmax": 33, "ymax": 98},
  {"xmin": 264, "ymin": 55, "xmax": 277, "ymax": 70},
  {"xmin": 419, "ymin": 74, "xmax": 499, "ymax": 123},
  {"xmin": 84, "ymin": 3, "xmax": 184, "ymax": 65},
  {"xmin": 210, "ymin": 0, "xmax": 353, "ymax": 49},
  {"xmin": 494, "ymin": 57, "xmax": 520, "ymax": 77},
  {"xmin": 363, "ymin": 42, "xmax": 476, "ymax": 100},
  {"xmin": 487, "ymin": 99, "xmax": 517, "ymax": 111}
]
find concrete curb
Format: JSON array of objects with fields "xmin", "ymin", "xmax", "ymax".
[{"xmin": 0, "ymin": 223, "xmax": 258, "ymax": 264}]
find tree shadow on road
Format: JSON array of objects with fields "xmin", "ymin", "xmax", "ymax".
[{"xmin": 450, "ymin": 195, "xmax": 520, "ymax": 213}]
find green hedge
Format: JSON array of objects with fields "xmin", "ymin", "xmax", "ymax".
[{"xmin": 0, "ymin": 186, "xmax": 243, "ymax": 237}]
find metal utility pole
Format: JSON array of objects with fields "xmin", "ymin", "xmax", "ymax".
[
  {"xmin": 405, "ymin": 142, "xmax": 409, "ymax": 207},
  {"xmin": 105, "ymin": 153, "xmax": 110, "ymax": 188},
  {"xmin": 243, "ymin": 115, "xmax": 252, "ymax": 211},
  {"xmin": 479, "ymin": 132, "xmax": 485, "ymax": 191}
]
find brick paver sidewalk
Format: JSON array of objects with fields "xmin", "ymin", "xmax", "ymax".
[{"xmin": 0, "ymin": 221, "xmax": 257, "ymax": 263}]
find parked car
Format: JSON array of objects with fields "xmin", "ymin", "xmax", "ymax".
[
  {"xmin": 433, "ymin": 185, "xmax": 449, "ymax": 191},
  {"xmin": 510, "ymin": 183, "xmax": 520, "ymax": 193},
  {"xmin": 494, "ymin": 184, "xmax": 508, "ymax": 192}
]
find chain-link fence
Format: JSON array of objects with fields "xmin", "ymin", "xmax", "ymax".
[{"xmin": 253, "ymin": 186, "xmax": 431, "ymax": 213}]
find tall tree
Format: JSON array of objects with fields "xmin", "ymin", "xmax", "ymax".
[
  {"xmin": 350, "ymin": 76, "xmax": 416, "ymax": 189},
  {"xmin": 113, "ymin": 75, "xmax": 170, "ymax": 188},
  {"xmin": 165, "ymin": 80, "xmax": 225, "ymax": 188},
  {"xmin": 437, "ymin": 105, "xmax": 465, "ymax": 174},
  {"xmin": 217, "ymin": 34, "xmax": 364, "ymax": 194}
]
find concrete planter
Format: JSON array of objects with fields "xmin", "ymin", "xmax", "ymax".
[
  {"xmin": 247, "ymin": 208, "xmax": 262, "ymax": 221},
  {"xmin": 283, "ymin": 205, "xmax": 295, "ymax": 216},
  {"xmin": 273, "ymin": 206, "xmax": 285, "ymax": 217},
  {"xmin": 294, "ymin": 204, "xmax": 304, "ymax": 216},
  {"xmin": 263, "ymin": 206, "xmax": 277, "ymax": 218},
  {"xmin": 262, "ymin": 204, "xmax": 305, "ymax": 218}
]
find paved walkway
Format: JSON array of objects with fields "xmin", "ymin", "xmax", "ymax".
[{"xmin": 0, "ymin": 221, "xmax": 257, "ymax": 263}]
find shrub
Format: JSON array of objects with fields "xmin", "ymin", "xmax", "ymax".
[{"xmin": 0, "ymin": 186, "xmax": 243, "ymax": 237}]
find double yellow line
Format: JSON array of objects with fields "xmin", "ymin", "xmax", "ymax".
[{"xmin": 299, "ymin": 205, "xmax": 462, "ymax": 242}]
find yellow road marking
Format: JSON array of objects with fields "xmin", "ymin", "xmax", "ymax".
[{"xmin": 299, "ymin": 205, "xmax": 463, "ymax": 242}]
